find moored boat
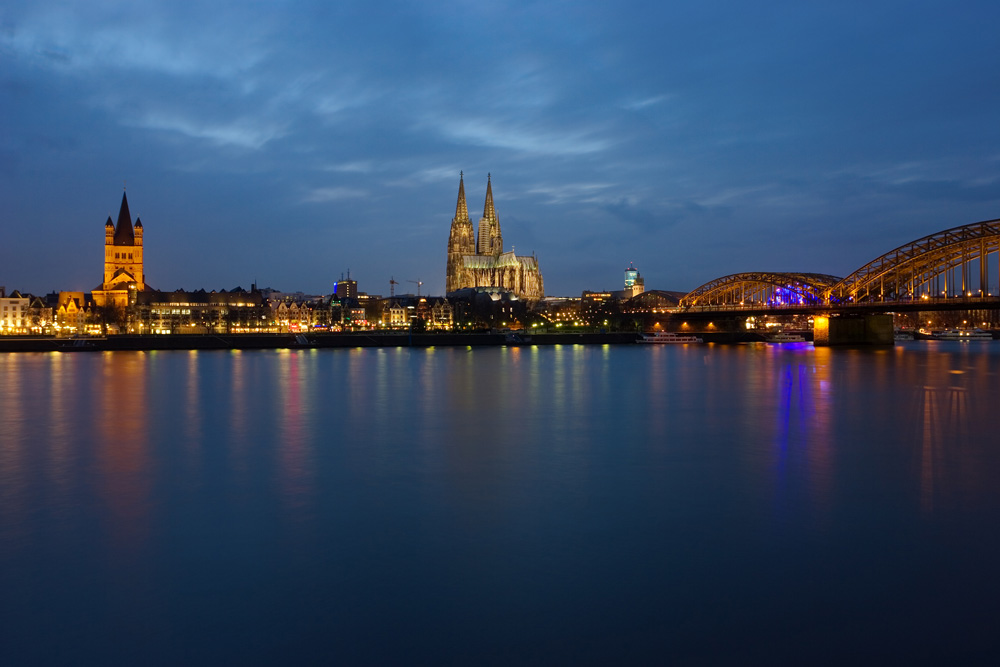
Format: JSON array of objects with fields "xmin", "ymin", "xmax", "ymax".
[
  {"xmin": 765, "ymin": 332, "xmax": 807, "ymax": 343},
  {"xmin": 931, "ymin": 328, "xmax": 993, "ymax": 341},
  {"xmin": 504, "ymin": 332, "xmax": 532, "ymax": 345},
  {"xmin": 57, "ymin": 337, "xmax": 100, "ymax": 351},
  {"xmin": 639, "ymin": 332, "xmax": 704, "ymax": 344}
]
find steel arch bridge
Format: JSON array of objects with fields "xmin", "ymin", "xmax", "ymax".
[
  {"xmin": 677, "ymin": 218, "xmax": 1000, "ymax": 311},
  {"xmin": 828, "ymin": 218, "xmax": 1000, "ymax": 304},
  {"xmin": 679, "ymin": 272, "xmax": 842, "ymax": 308}
]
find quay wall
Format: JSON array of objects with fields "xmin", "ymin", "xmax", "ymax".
[{"xmin": 0, "ymin": 332, "xmax": 642, "ymax": 353}]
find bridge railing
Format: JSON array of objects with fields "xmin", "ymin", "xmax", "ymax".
[{"xmin": 672, "ymin": 294, "xmax": 1000, "ymax": 314}]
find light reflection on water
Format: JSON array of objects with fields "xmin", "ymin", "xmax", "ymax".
[{"xmin": 1, "ymin": 343, "xmax": 1000, "ymax": 664}]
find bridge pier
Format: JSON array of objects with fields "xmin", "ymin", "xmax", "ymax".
[{"xmin": 813, "ymin": 314, "xmax": 894, "ymax": 346}]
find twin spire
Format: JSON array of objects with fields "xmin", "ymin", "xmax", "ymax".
[
  {"xmin": 452, "ymin": 172, "xmax": 503, "ymax": 257},
  {"xmin": 454, "ymin": 172, "xmax": 497, "ymax": 223}
]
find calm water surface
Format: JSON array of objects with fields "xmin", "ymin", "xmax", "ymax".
[{"xmin": 2, "ymin": 343, "xmax": 999, "ymax": 664}]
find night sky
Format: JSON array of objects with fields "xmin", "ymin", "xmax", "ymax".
[{"xmin": 2, "ymin": 1, "xmax": 999, "ymax": 297}]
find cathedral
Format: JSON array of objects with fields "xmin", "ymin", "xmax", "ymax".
[
  {"xmin": 92, "ymin": 190, "xmax": 146, "ymax": 308},
  {"xmin": 445, "ymin": 173, "xmax": 544, "ymax": 300}
]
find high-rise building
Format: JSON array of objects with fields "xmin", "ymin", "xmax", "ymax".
[
  {"xmin": 445, "ymin": 173, "xmax": 544, "ymax": 300},
  {"xmin": 93, "ymin": 190, "xmax": 146, "ymax": 308},
  {"xmin": 334, "ymin": 277, "xmax": 358, "ymax": 302},
  {"xmin": 624, "ymin": 262, "xmax": 645, "ymax": 297}
]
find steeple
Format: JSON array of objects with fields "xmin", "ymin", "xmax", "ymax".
[
  {"xmin": 482, "ymin": 172, "xmax": 496, "ymax": 221},
  {"xmin": 447, "ymin": 171, "xmax": 476, "ymax": 292},
  {"xmin": 454, "ymin": 171, "xmax": 469, "ymax": 222},
  {"xmin": 113, "ymin": 190, "xmax": 135, "ymax": 246},
  {"xmin": 476, "ymin": 173, "xmax": 502, "ymax": 255}
]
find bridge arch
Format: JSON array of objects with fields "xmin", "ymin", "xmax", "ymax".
[
  {"xmin": 680, "ymin": 272, "xmax": 842, "ymax": 308},
  {"xmin": 623, "ymin": 289, "xmax": 684, "ymax": 312},
  {"xmin": 829, "ymin": 218, "xmax": 1000, "ymax": 303}
]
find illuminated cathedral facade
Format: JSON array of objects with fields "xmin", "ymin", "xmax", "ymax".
[
  {"xmin": 445, "ymin": 173, "xmax": 544, "ymax": 300},
  {"xmin": 93, "ymin": 190, "xmax": 146, "ymax": 308}
]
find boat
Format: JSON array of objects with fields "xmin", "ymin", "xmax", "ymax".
[
  {"xmin": 893, "ymin": 330, "xmax": 915, "ymax": 341},
  {"xmin": 765, "ymin": 332, "xmax": 807, "ymax": 343},
  {"xmin": 931, "ymin": 328, "xmax": 993, "ymax": 341},
  {"xmin": 504, "ymin": 332, "xmax": 532, "ymax": 345},
  {"xmin": 638, "ymin": 332, "xmax": 704, "ymax": 344},
  {"xmin": 57, "ymin": 337, "xmax": 100, "ymax": 351}
]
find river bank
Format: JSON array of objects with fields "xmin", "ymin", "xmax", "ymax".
[{"xmin": 0, "ymin": 331, "xmax": 644, "ymax": 352}]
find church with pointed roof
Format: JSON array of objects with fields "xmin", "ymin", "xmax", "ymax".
[
  {"xmin": 445, "ymin": 173, "xmax": 544, "ymax": 300},
  {"xmin": 93, "ymin": 190, "xmax": 147, "ymax": 308}
]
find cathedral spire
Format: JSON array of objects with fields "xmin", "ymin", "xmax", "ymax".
[
  {"xmin": 482, "ymin": 172, "xmax": 496, "ymax": 221},
  {"xmin": 113, "ymin": 190, "xmax": 135, "ymax": 246},
  {"xmin": 454, "ymin": 171, "xmax": 469, "ymax": 222}
]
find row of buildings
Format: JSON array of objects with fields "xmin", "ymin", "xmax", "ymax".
[{"xmin": 2, "ymin": 182, "xmax": 658, "ymax": 335}]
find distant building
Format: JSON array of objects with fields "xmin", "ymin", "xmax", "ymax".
[
  {"xmin": 624, "ymin": 262, "xmax": 645, "ymax": 296},
  {"xmin": 446, "ymin": 173, "xmax": 544, "ymax": 301},
  {"xmin": 334, "ymin": 277, "xmax": 358, "ymax": 302},
  {"xmin": 272, "ymin": 300, "xmax": 314, "ymax": 332},
  {"xmin": 429, "ymin": 299, "xmax": 454, "ymax": 330},
  {"xmin": 27, "ymin": 296, "xmax": 53, "ymax": 334},
  {"xmin": 133, "ymin": 287, "xmax": 270, "ymax": 334},
  {"xmin": 382, "ymin": 302, "xmax": 408, "ymax": 328},
  {"xmin": 581, "ymin": 291, "xmax": 613, "ymax": 323},
  {"xmin": 533, "ymin": 296, "xmax": 581, "ymax": 325},
  {"xmin": 55, "ymin": 291, "xmax": 93, "ymax": 335},
  {"xmin": 93, "ymin": 190, "xmax": 146, "ymax": 309},
  {"xmin": 0, "ymin": 288, "xmax": 29, "ymax": 334},
  {"xmin": 613, "ymin": 262, "xmax": 645, "ymax": 300}
]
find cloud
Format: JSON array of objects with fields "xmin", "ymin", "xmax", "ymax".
[
  {"xmin": 527, "ymin": 182, "xmax": 616, "ymax": 204},
  {"xmin": 601, "ymin": 197, "xmax": 679, "ymax": 232},
  {"xmin": 1, "ymin": 4, "xmax": 268, "ymax": 79},
  {"xmin": 302, "ymin": 186, "xmax": 368, "ymax": 203},
  {"xmin": 127, "ymin": 113, "xmax": 286, "ymax": 150},
  {"xmin": 433, "ymin": 116, "xmax": 611, "ymax": 156},
  {"xmin": 324, "ymin": 161, "xmax": 376, "ymax": 174},
  {"xmin": 622, "ymin": 94, "xmax": 669, "ymax": 111},
  {"xmin": 889, "ymin": 179, "xmax": 1000, "ymax": 204}
]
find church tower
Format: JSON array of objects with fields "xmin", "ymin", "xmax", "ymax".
[
  {"xmin": 95, "ymin": 189, "xmax": 145, "ymax": 307},
  {"xmin": 446, "ymin": 172, "xmax": 476, "ymax": 293},
  {"xmin": 444, "ymin": 172, "xmax": 543, "ymax": 300},
  {"xmin": 476, "ymin": 173, "xmax": 503, "ymax": 256}
]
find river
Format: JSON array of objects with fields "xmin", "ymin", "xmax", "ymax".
[{"xmin": 1, "ymin": 343, "xmax": 998, "ymax": 664}]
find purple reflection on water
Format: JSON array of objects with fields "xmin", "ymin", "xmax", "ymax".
[{"xmin": 1, "ymin": 344, "xmax": 999, "ymax": 664}]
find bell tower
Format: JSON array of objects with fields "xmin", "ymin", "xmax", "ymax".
[
  {"xmin": 446, "ymin": 172, "xmax": 476, "ymax": 293},
  {"xmin": 96, "ymin": 188, "xmax": 146, "ymax": 307}
]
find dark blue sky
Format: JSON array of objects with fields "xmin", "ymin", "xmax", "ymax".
[{"xmin": 2, "ymin": 1, "xmax": 998, "ymax": 296}]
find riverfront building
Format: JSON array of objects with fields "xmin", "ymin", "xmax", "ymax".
[
  {"xmin": 93, "ymin": 190, "xmax": 146, "ymax": 308},
  {"xmin": 445, "ymin": 173, "xmax": 544, "ymax": 301},
  {"xmin": 0, "ymin": 288, "xmax": 29, "ymax": 334}
]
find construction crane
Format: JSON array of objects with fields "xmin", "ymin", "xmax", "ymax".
[
  {"xmin": 407, "ymin": 279, "xmax": 423, "ymax": 297},
  {"xmin": 389, "ymin": 276, "xmax": 399, "ymax": 297}
]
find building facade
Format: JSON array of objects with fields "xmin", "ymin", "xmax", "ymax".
[
  {"xmin": 0, "ymin": 288, "xmax": 29, "ymax": 334},
  {"xmin": 55, "ymin": 291, "xmax": 92, "ymax": 335},
  {"xmin": 133, "ymin": 287, "xmax": 271, "ymax": 334},
  {"xmin": 613, "ymin": 262, "xmax": 646, "ymax": 300},
  {"xmin": 93, "ymin": 190, "xmax": 146, "ymax": 308},
  {"xmin": 445, "ymin": 173, "xmax": 544, "ymax": 301}
]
